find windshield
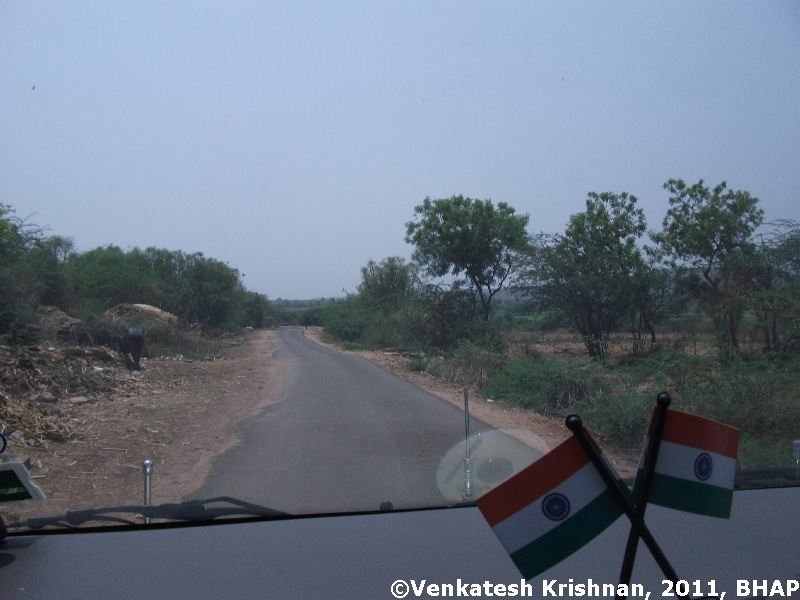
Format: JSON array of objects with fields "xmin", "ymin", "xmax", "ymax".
[{"xmin": 0, "ymin": 2, "xmax": 798, "ymax": 533}]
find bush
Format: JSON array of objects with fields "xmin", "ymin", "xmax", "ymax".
[
  {"xmin": 318, "ymin": 302, "xmax": 373, "ymax": 345},
  {"xmin": 406, "ymin": 355, "xmax": 428, "ymax": 372},
  {"xmin": 486, "ymin": 356, "xmax": 605, "ymax": 413},
  {"xmin": 428, "ymin": 339, "xmax": 506, "ymax": 388}
]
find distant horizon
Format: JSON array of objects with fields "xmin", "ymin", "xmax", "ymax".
[
  {"xmin": 7, "ymin": 190, "xmax": 797, "ymax": 304},
  {"xmin": 3, "ymin": 2, "xmax": 798, "ymax": 299}
]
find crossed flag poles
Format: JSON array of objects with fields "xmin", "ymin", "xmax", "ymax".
[
  {"xmin": 617, "ymin": 393, "xmax": 674, "ymax": 588},
  {"xmin": 567, "ymin": 409, "xmax": 679, "ymax": 586},
  {"xmin": 477, "ymin": 392, "xmax": 740, "ymax": 588}
]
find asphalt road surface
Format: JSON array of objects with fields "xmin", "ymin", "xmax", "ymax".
[{"xmin": 191, "ymin": 328, "xmax": 535, "ymax": 514}]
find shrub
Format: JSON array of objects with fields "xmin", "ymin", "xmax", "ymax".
[{"xmin": 486, "ymin": 356, "xmax": 604, "ymax": 412}]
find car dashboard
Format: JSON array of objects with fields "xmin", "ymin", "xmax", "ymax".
[{"xmin": 1, "ymin": 487, "xmax": 798, "ymax": 599}]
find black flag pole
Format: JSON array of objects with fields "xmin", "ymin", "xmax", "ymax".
[
  {"xmin": 618, "ymin": 392, "xmax": 672, "ymax": 588},
  {"xmin": 565, "ymin": 415, "xmax": 679, "ymax": 583}
]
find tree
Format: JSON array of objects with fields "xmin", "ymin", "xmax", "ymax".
[
  {"xmin": 65, "ymin": 245, "xmax": 158, "ymax": 313},
  {"xmin": 413, "ymin": 281, "xmax": 481, "ymax": 350},
  {"xmin": 652, "ymin": 179, "xmax": 764, "ymax": 351},
  {"xmin": 237, "ymin": 290, "xmax": 276, "ymax": 328},
  {"xmin": 746, "ymin": 220, "xmax": 800, "ymax": 354},
  {"xmin": 405, "ymin": 196, "xmax": 529, "ymax": 320},
  {"xmin": 24, "ymin": 235, "xmax": 75, "ymax": 307},
  {"xmin": 0, "ymin": 205, "xmax": 72, "ymax": 340},
  {"xmin": 357, "ymin": 256, "xmax": 415, "ymax": 310},
  {"xmin": 0, "ymin": 204, "xmax": 34, "ymax": 338},
  {"xmin": 627, "ymin": 261, "xmax": 675, "ymax": 354},
  {"xmin": 178, "ymin": 253, "xmax": 244, "ymax": 328},
  {"xmin": 520, "ymin": 192, "xmax": 650, "ymax": 359}
]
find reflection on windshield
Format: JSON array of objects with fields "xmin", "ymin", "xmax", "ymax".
[{"xmin": 0, "ymin": 3, "xmax": 798, "ymax": 533}]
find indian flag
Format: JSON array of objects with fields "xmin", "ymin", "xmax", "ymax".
[
  {"xmin": 477, "ymin": 435, "xmax": 623, "ymax": 579},
  {"xmin": 640, "ymin": 409, "xmax": 739, "ymax": 519}
]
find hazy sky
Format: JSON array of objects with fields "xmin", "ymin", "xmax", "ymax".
[{"xmin": 2, "ymin": 2, "xmax": 799, "ymax": 299}]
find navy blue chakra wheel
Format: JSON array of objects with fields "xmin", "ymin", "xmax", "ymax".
[
  {"xmin": 541, "ymin": 493, "xmax": 571, "ymax": 521},
  {"xmin": 694, "ymin": 452, "xmax": 713, "ymax": 481}
]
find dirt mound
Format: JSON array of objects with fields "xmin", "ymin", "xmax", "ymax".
[
  {"xmin": 105, "ymin": 303, "xmax": 178, "ymax": 325},
  {"xmin": 36, "ymin": 306, "xmax": 82, "ymax": 340}
]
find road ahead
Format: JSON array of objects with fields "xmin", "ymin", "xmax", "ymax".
[{"xmin": 191, "ymin": 329, "xmax": 533, "ymax": 514}]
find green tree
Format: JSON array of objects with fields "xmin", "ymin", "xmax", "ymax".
[
  {"xmin": 0, "ymin": 204, "xmax": 34, "ymax": 339},
  {"xmin": 177, "ymin": 253, "xmax": 244, "ymax": 328},
  {"xmin": 405, "ymin": 196, "xmax": 529, "ymax": 320},
  {"xmin": 24, "ymin": 235, "xmax": 75, "ymax": 307},
  {"xmin": 652, "ymin": 179, "xmax": 764, "ymax": 351},
  {"xmin": 413, "ymin": 281, "xmax": 481, "ymax": 350},
  {"xmin": 0, "ymin": 204, "xmax": 274, "ymax": 338},
  {"xmin": 235, "ymin": 290, "xmax": 276, "ymax": 328},
  {"xmin": 627, "ymin": 261, "xmax": 674, "ymax": 354},
  {"xmin": 747, "ymin": 220, "xmax": 800, "ymax": 353},
  {"xmin": 0, "ymin": 206, "xmax": 73, "ymax": 340},
  {"xmin": 65, "ymin": 245, "xmax": 158, "ymax": 314},
  {"xmin": 521, "ymin": 192, "xmax": 650, "ymax": 359},
  {"xmin": 357, "ymin": 256, "xmax": 415, "ymax": 310}
]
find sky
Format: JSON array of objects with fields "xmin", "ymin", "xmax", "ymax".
[{"xmin": 2, "ymin": 2, "xmax": 799, "ymax": 300}]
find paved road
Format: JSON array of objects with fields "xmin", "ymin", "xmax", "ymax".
[{"xmin": 191, "ymin": 328, "xmax": 534, "ymax": 514}]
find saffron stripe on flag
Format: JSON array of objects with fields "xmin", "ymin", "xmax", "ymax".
[
  {"xmin": 477, "ymin": 435, "xmax": 589, "ymax": 527},
  {"xmin": 657, "ymin": 410, "xmax": 738, "ymax": 458}
]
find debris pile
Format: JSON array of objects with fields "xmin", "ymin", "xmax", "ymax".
[
  {"xmin": 0, "ymin": 343, "xmax": 133, "ymax": 445},
  {"xmin": 0, "ymin": 303, "xmax": 218, "ymax": 451},
  {"xmin": 105, "ymin": 303, "xmax": 178, "ymax": 325},
  {"xmin": 36, "ymin": 305, "xmax": 82, "ymax": 341}
]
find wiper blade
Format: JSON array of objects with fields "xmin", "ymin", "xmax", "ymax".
[{"xmin": 9, "ymin": 496, "xmax": 288, "ymax": 531}]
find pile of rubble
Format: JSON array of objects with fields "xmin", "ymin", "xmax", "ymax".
[
  {"xmin": 0, "ymin": 342, "xmax": 134, "ymax": 445},
  {"xmin": 1, "ymin": 304, "xmax": 197, "ymax": 449},
  {"xmin": 105, "ymin": 303, "xmax": 178, "ymax": 325},
  {"xmin": 0, "ymin": 305, "xmax": 145, "ymax": 446}
]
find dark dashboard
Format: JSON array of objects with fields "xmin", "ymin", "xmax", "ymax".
[{"xmin": 2, "ymin": 487, "xmax": 797, "ymax": 599}]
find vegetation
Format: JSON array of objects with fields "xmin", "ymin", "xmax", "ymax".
[
  {"xmin": 518, "ymin": 192, "xmax": 654, "ymax": 359},
  {"xmin": 6, "ymin": 171, "xmax": 798, "ymax": 469},
  {"xmin": 306, "ymin": 184, "xmax": 799, "ymax": 469},
  {"xmin": 653, "ymin": 179, "xmax": 765, "ymax": 353},
  {"xmin": 0, "ymin": 203, "xmax": 275, "ymax": 346},
  {"xmin": 405, "ymin": 196, "xmax": 529, "ymax": 321}
]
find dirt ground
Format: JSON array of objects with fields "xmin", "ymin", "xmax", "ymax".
[
  {"xmin": 1, "ymin": 329, "xmax": 280, "ymax": 523},
  {"xmin": 1, "ymin": 325, "xmax": 636, "ymax": 525}
]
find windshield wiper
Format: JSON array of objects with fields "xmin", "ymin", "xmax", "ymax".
[{"xmin": 6, "ymin": 496, "xmax": 288, "ymax": 533}]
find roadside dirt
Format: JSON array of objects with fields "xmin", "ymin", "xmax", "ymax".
[
  {"xmin": 1, "ymin": 329, "xmax": 280, "ymax": 522},
  {"xmin": 2, "ymin": 324, "xmax": 636, "ymax": 525}
]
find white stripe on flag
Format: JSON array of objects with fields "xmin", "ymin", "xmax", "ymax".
[
  {"xmin": 491, "ymin": 462, "xmax": 608, "ymax": 554},
  {"xmin": 655, "ymin": 441, "xmax": 737, "ymax": 489}
]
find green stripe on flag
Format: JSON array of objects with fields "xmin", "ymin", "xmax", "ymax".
[
  {"xmin": 648, "ymin": 473, "xmax": 733, "ymax": 518},
  {"xmin": 509, "ymin": 489, "xmax": 622, "ymax": 579}
]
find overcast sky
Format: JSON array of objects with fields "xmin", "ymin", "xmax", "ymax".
[{"xmin": 2, "ymin": 2, "xmax": 799, "ymax": 299}]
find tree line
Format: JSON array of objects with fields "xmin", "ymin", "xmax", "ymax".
[
  {"xmin": 314, "ymin": 180, "xmax": 799, "ymax": 359},
  {"xmin": 0, "ymin": 204, "xmax": 274, "ymax": 344},
  {"xmin": 302, "ymin": 181, "xmax": 798, "ymax": 463}
]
